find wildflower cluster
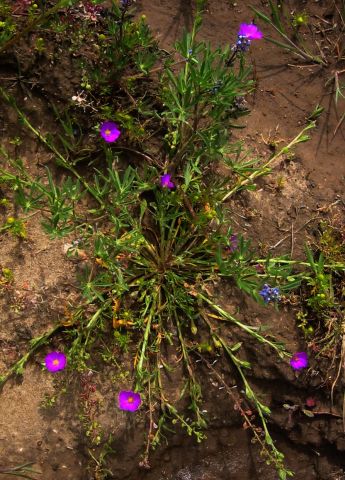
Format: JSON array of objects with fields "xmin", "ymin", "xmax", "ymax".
[
  {"xmin": 99, "ymin": 121, "xmax": 176, "ymax": 189},
  {"xmin": 235, "ymin": 23, "xmax": 263, "ymax": 52},
  {"xmin": 259, "ymin": 283, "xmax": 280, "ymax": 303},
  {"xmin": 0, "ymin": 4, "xmax": 326, "ymax": 477},
  {"xmin": 44, "ymin": 351, "xmax": 141, "ymax": 411},
  {"xmin": 226, "ymin": 23, "xmax": 263, "ymax": 66}
]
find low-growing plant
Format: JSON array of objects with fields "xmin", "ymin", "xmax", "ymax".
[{"xmin": 1, "ymin": 2, "xmax": 344, "ymax": 479}]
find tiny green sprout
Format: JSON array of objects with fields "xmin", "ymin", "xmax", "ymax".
[
  {"xmin": 9, "ymin": 136, "xmax": 22, "ymax": 146},
  {"xmin": 190, "ymin": 319, "xmax": 198, "ymax": 335},
  {"xmin": 0, "ymin": 267, "xmax": 13, "ymax": 286},
  {"xmin": 307, "ymin": 104, "xmax": 324, "ymax": 122},
  {"xmin": 34, "ymin": 37, "xmax": 45, "ymax": 53},
  {"xmin": 292, "ymin": 12, "xmax": 308, "ymax": 28},
  {"xmin": 203, "ymin": 203, "xmax": 217, "ymax": 219},
  {"xmin": 275, "ymin": 175, "xmax": 285, "ymax": 191},
  {"xmin": 2, "ymin": 267, "xmax": 13, "ymax": 279},
  {"xmin": 296, "ymin": 311, "xmax": 314, "ymax": 337},
  {"xmin": 212, "ymin": 338, "xmax": 222, "ymax": 349},
  {"xmin": 197, "ymin": 343, "xmax": 213, "ymax": 353},
  {"xmin": 3, "ymin": 217, "xmax": 26, "ymax": 238}
]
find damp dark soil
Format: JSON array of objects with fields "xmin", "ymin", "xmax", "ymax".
[{"xmin": 0, "ymin": 1, "xmax": 345, "ymax": 479}]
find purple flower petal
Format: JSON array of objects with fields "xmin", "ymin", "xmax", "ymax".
[
  {"xmin": 160, "ymin": 174, "xmax": 175, "ymax": 189},
  {"xmin": 45, "ymin": 351, "xmax": 67, "ymax": 372},
  {"xmin": 118, "ymin": 390, "xmax": 141, "ymax": 411},
  {"xmin": 226, "ymin": 234, "xmax": 238, "ymax": 253},
  {"xmin": 238, "ymin": 23, "xmax": 263, "ymax": 40},
  {"xmin": 100, "ymin": 121, "xmax": 121, "ymax": 143},
  {"xmin": 290, "ymin": 351, "xmax": 308, "ymax": 370}
]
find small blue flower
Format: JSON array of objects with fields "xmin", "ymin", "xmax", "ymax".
[
  {"xmin": 120, "ymin": 0, "xmax": 132, "ymax": 8},
  {"xmin": 184, "ymin": 49, "xmax": 193, "ymax": 62},
  {"xmin": 235, "ymin": 34, "xmax": 252, "ymax": 52},
  {"xmin": 232, "ymin": 24, "xmax": 263, "ymax": 53},
  {"xmin": 259, "ymin": 284, "xmax": 280, "ymax": 303},
  {"xmin": 209, "ymin": 80, "xmax": 223, "ymax": 94}
]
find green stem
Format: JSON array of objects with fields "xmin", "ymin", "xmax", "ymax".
[
  {"xmin": 136, "ymin": 291, "xmax": 159, "ymax": 379},
  {"xmin": 250, "ymin": 6, "xmax": 326, "ymax": 65},
  {"xmin": 254, "ymin": 258, "xmax": 345, "ymax": 271},
  {"xmin": 0, "ymin": 325, "xmax": 61, "ymax": 389},
  {"xmin": 222, "ymin": 123, "xmax": 315, "ymax": 202},
  {"xmin": 175, "ymin": 310, "xmax": 195, "ymax": 380},
  {"xmin": 198, "ymin": 292, "xmax": 289, "ymax": 358},
  {"xmin": 226, "ymin": 346, "xmax": 287, "ymax": 464}
]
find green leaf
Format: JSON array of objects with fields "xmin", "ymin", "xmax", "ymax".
[
  {"xmin": 251, "ymin": 6, "xmax": 272, "ymax": 25},
  {"xmin": 302, "ymin": 409, "xmax": 314, "ymax": 418},
  {"xmin": 230, "ymin": 342, "xmax": 242, "ymax": 352},
  {"xmin": 268, "ymin": 0, "xmax": 285, "ymax": 32}
]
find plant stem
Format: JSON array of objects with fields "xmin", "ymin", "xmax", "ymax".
[
  {"xmin": 222, "ymin": 122, "xmax": 315, "ymax": 202},
  {"xmin": 136, "ymin": 291, "xmax": 159, "ymax": 378},
  {"xmin": 254, "ymin": 258, "xmax": 345, "ymax": 271},
  {"xmin": 0, "ymin": 325, "xmax": 61, "ymax": 389},
  {"xmin": 198, "ymin": 293, "xmax": 288, "ymax": 358}
]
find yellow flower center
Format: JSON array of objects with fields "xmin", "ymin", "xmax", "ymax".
[
  {"xmin": 128, "ymin": 396, "xmax": 134, "ymax": 403},
  {"xmin": 53, "ymin": 359, "xmax": 59, "ymax": 365},
  {"xmin": 105, "ymin": 129, "xmax": 111, "ymax": 136}
]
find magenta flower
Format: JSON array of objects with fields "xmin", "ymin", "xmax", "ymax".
[
  {"xmin": 160, "ymin": 174, "xmax": 175, "ymax": 189},
  {"xmin": 238, "ymin": 23, "xmax": 263, "ymax": 40},
  {"xmin": 118, "ymin": 390, "xmax": 141, "ymax": 411},
  {"xmin": 100, "ymin": 121, "xmax": 121, "ymax": 143},
  {"xmin": 45, "ymin": 351, "xmax": 67, "ymax": 372},
  {"xmin": 290, "ymin": 351, "xmax": 308, "ymax": 370}
]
